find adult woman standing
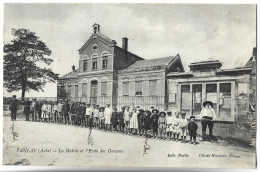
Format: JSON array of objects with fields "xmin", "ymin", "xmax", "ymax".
[{"xmin": 200, "ymin": 101, "xmax": 216, "ymax": 141}]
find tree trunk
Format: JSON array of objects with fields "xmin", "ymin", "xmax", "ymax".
[{"xmin": 21, "ymin": 85, "xmax": 26, "ymax": 101}]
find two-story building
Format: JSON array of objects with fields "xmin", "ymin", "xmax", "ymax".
[{"xmin": 57, "ymin": 24, "xmax": 184, "ymax": 110}]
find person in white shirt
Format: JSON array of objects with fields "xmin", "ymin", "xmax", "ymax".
[
  {"xmin": 123, "ymin": 106, "xmax": 130, "ymax": 134},
  {"xmin": 166, "ymin": 111, "xmax": 174, "ymax": 140},
  {"xmin": 57, "ymin": 100, "xmax": 63, "ymax": 124},
  {"xmin": 200, "ymin": 101, "xmax": 216, "ymax": 141},
  {"xmin": 53, "ymin": 101, "xmax": 58, "ymax": 123},
  {"xmin": 104, "ymin": 104, "xmax": 112, "ymax": 131},
  {"xmin": 85, "ymin": 104, "xmax": 93, "ymax": 128},
  {"xmin": 41, "ymin": 101, "xmax": 47, "ymax": 122},
  {"xmin": 179, "ymin": 113, "xmax": 188, "ymax": 143}
]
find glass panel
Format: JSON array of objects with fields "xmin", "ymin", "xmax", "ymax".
[
  {"xmin": 192, "ymin": 84, "xmax": 202, "ymax": 118},
  {"xmin": 135, "ymin": 81, "xmax": 142, "ymax": 95},
  {"xmin": 91, "ymin": 81, "xmax": 98, "ymax": 98},
  {"xmin": 206, "ymin": 84, "xmax": 218, "ymax": 113},
  {"xmin": 219, "ymin": 83, "xmax": 231, "ymax": 120},
  {"xmin": 181, "ymin": 85, "xmax": 191, "ymax": 116}
]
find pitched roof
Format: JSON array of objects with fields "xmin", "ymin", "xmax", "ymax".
[
  {"xmin": 60, "ymin": 69, "xmax": 79, "ymax": 79},
  {"xmin": 78, "ymin": 33, "xmax": 117, "ymax": 53},
  {"xmin": 123, "ymin": 55, "xmax": 178, "ymax": 70}
]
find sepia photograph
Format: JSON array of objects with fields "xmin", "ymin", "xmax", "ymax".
[{"xmin": 2, "ymin": 3, "xmax": 257, "ymax": 169}]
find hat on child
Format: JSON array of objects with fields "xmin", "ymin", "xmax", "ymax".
[
  {"xmin": 203, "ymin": 101, "xmax": 213, "ymax": 107},
  {"xmin": 190, "ymin": 116, "xmax": 195, "ymax": 119},
  {"xmin": 158, "ymin": 111, "xmax": 167, "ymax": 116}
]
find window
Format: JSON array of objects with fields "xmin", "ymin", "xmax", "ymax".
[
  {"xmin": 101, "ymin": 82, "xmax": 107, "ymax": 96},
  {"xmin": 103, "ymin": 57, "xmax": 108, "ymax": 69},
  {"xmin": 92, "ymin": 58, "xmax": 97, "ymax": 70},
  {"xmin": 123, "ymin": 82, "xmax": 129, "ymax": 96},
  {"xmin": 92, "ymin": 44, "xmax": 97, "ymax": 51},
  {"xmin": 83, "ymin": 60, "xmax": 88, "ymax": 71},
  {"xmin": 75, "ymin": 85, "xmax": 78, "ymax": 97},
  {"xmin": 67, "ymin": 86, "xmax": 71, "ymax": 97},
  {"xmin": 82, "ymin": 83, "xmax": 87, "ymax": 97},
  {"xmin": 135, "ymin": 81, "xmax": 142, "ymax": 96},
  {"xmin": 149, "ymin": 80, "xmax": 157, "ymax": 96}
]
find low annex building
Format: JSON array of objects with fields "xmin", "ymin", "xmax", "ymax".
[{"xmin": 166, "ymin": 48, "xmax": 257, "ymax": 143}]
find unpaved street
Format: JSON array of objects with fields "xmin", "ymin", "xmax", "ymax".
[{"xmin": 2, "ymin": 116, "xmax": 256, "ymax": 168}]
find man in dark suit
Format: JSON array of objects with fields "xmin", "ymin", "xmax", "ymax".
[
  {"xmin": 10, "ymin": 95, "xmax": 19, "ymax": 121},
  {"xmin": 62, "ymin": 100, "xmax": 70, "ymax": 125}
]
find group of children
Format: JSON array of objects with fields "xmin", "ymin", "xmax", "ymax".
[{"xmin": 24, "ymin": 99, "xmax": 199, "ymax": 144}]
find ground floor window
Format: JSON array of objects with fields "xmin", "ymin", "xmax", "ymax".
[
  {"xmin": 135, "ymin": 81, "xmax": 142, "ymax": 96},
  {"xmin": 123, "ymin": 82, "xmax": 129, "ymax": 96},
  {"xmin": 180, "ymin": 82, "xmax": 235, "ymax": 121}
]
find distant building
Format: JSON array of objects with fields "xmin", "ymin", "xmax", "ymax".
[{"xmin": 57, "ymin": 24, "xmax": 184, "ymax": 110}]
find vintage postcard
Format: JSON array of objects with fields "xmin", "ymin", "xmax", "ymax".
[{"xmin": 2, "ymin": 3, "xmax": 257, "ymax": 169}]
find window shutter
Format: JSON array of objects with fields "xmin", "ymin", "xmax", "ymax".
[
  {"xmin": 75, "ymin": 85, "xmax": 78, "ymax": 97},
  {"xmin": 101, "ymin": 82, "xmax": 107, "ymax": 96},
  {"xmin": 123, "ymin": 82, "xmax": 129, "ymax": 96},
  {"xmin": 82, "ymin": 83, "xmax": 87, "ymax": 97},
  {"xmin": 149, "ymin": 80, "xmax": 157, "ymax": 96}
]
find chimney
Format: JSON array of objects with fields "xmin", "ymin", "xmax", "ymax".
[
  {"xmin": 252, "ymin": 47, "xmax": 257, "ymax": 61},
  {"xmin": 72, "ymin": 65, "xmax": 76, "ymax": 72},
  {"xmin": 122, "ymin": 37, "xmax": 128, "ymax": 51}
]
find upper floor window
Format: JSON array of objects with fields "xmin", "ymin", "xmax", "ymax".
[
  {"xmin": 92, "ymin": 58, "xmax": 97, "ymax": 70},
  {"xmin": 103, "ymin": 57, "xmax": 108, "ymax": 69},
  {"xmin": 92, "ymin": 44, "xmax": 97, "ymax": 51},
  {"xmin": 83, "ymin": 60, "xmax": 88, "ymax": 71}
]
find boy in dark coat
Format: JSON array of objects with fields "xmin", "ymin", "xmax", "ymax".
[
  {"xmin": 76, "ymin": 103, "xmax": 82, "ymax": 126},
  {"xmin": 137, "ymin": 109, "xmax": 145, "ymax": 136},
  {"xmin": 143, "ymin": 110, "xmax": 152, "ymax": 138},
  {"xmin": 81, "ymin": 103, "xmax": 86, "ymax": 127},
  {"xmin": 151, "ymin": 109, "xmax": 159, "ymax": 138},
  {"xmin": 118, "ymin": 107, "xmax": 125, "ymax": 133},
  {"xmin": 188, "ymin": 116, "xmax": 198, "ymax": 144},
  {"xmin": 23, "ymin": 99, "xmax": 31, "ymax": 121},
  {"xmin": 111, "ymin": 107, "xmax": 119, "ymax": 132}
]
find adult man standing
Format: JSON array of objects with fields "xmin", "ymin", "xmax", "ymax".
[
  {"xmin": 62, "ymin": 100, "xmax": 70, "ymax": 125},
  {"xmin": 10, "ymin": 95, "xmax": 19, "ymax": 121},
  {"xmin": 200, "ymin": 101, "xmax": 216, "ymax": 141},
  {"xmin": 30, "ymin": 99, "xmax": 36, "ymax": 121}
]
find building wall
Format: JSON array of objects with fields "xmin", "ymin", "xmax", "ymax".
[{"xmin": 78, "ymin": 38, "xmax": 114, "ymax": 73}]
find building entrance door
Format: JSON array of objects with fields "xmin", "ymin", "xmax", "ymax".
[{"xmin": 91, "ymin": 80, "xmax": 98, "ymax": 104}]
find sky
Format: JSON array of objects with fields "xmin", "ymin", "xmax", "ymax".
[{"xmin": 3, "ymin": 3, "xmax": 256, "ymax": 98}]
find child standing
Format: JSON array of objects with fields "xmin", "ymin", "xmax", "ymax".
[
  {"xmin": 111, "ymin": 107, "xmax": 119, "ymax": 132},
  {"xmin": 172, "ymin": 112, "xmax": 180, "ymax": 141},
  {"xmin": 129, "ymin": 108, "xmax": 138, "ymax": 135},
  {"xmin": 158, "ymin": 112, "xmax": 167, "ymax": 140},
  {"xmin": 99, "ymin": 107, "xmax": 105, "ymax": 130},
  {"xmin": 188, "ymin": 116, "xmax": 198, "ymax": 144},
  {"xmin": 118, "ymin": 107, "xmax": 125, "ymax": 133},
  {"xmin": 123, "ymin": 106, "xmax": 130, "ymax": 134},
  {"xmin": 166, "ymin": 111, "xmax": 174, "ymax": 140},
  {"xmin": 179, "ymin": 113, "xmax": 188, "ymax": 143},
  {"xmin": 41, "ymin": 101, "xmax": 47, "ymax": 122}
]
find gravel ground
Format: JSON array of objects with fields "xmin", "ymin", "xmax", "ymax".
[{"xmin": 2, "ymin": 116, "xmax": 256, "ymax": 168}]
